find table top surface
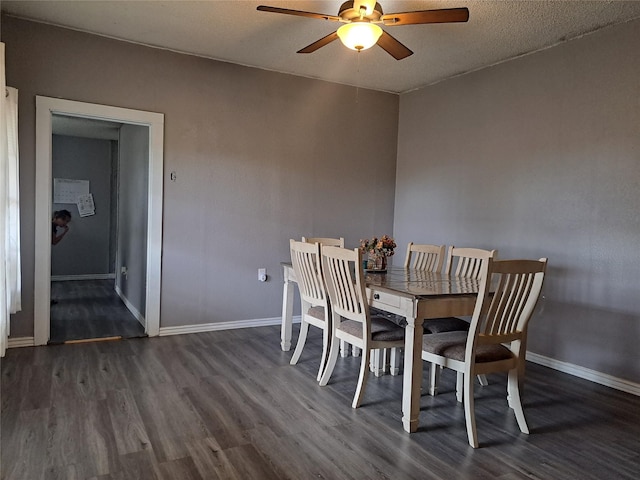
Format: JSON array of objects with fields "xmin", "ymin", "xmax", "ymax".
[
  {"xmin": 364, "ymin": 266, "xmax": 482, "ymax": 298},
  {"xmin": 283, "ymin": 262, "xmax": 482, "ymax": 299}
]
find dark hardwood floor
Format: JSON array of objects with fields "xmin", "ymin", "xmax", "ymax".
[
  {"xmin": 1, "ymin": 325, "xmax": 639, "ymax": 479},
  {"xmin": 50, "ymin": 280, "xmax": 146, "ymax": 343}
]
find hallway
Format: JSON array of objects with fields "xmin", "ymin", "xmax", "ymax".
[{"xmin": 50, "ymin": 279, "xmax": 146, "ymax": 343}]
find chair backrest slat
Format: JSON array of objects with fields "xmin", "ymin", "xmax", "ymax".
[
  {"xmin": 404, "ymin": 243, "xmax": 446, "ymax": 272},
  {"xmin": 290, "ymin": 240, "xmax": 326, "ymax": 306},
  {"xmin": 322, "ymin": 246, "xmax": 367, "ymax": 323},
  {"xmin": 446, "ymin": 246, "xmax": 498, "ymax": 279},
  {"xmin": 502, "ymin": 273, "xmax": 532, "ymax": 334},
  {"xmin": 472, "ymin": 258, "xmax": 547, "ymax": 347}
]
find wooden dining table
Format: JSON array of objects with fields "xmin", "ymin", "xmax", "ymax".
[{"xmin": 280, "ymin": 263, "xmax": 481, "ymax": 433}]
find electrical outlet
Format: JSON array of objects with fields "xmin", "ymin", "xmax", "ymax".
[{"xmin": 258, "ymin": 268, "xmax": 267, "ymax": 282}]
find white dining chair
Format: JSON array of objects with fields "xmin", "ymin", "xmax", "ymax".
[
  {"xmin": 318, "ymin": 246, "xmax": 405, "ymax": 408},
  {"xmin": 302, "ymin": 236, "xmax": 355, "ymax": 358},
  {"xmin": 381, "ymin": 243, "xmax": 447, "ymax": 375},
  {"xmin": 289, "ymin": 239, "xmax": 331, "ymax": 382},
  {"xmin": 421, "ymin": 257, "xmax": 547, "ymax": 447},
  {"xmin": 426, "ymin": 246, "xmax": 497, "ymax": 396}
]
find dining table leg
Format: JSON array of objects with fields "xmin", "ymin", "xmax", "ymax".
[
  {"xmin": 402, "ymin": 314, "xmax": 424, "ymax": 433},
  {"xmin": 281, "ymin": 270, "xmax": 295, "ymax": 351}
]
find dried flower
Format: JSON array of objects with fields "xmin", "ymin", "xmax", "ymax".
[{"xmin": 359, "ymin": 235, "xmax": 396, "ymax": 257}]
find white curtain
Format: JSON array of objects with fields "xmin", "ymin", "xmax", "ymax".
[{"xmin": 0, "ymin": 42, "xmax": 22, "ymax": 357}]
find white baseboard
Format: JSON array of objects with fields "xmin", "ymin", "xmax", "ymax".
[
  {"xmin": 51, "ymin": 273, "xmax": 116, "ymax": 281},
  {"xmin": 159, "ymin": 315, "xmax": 301, "ymax": 337},
  {"xmin": 7, "ymin": 336, "xmax": 35, "ymax": 348},
  {"xmin": 114, "ymin": 284, "xmax": 146, "ymax": 328},
  {"xmin": 526, "ymin": 351, "xmax": 640, "ymax": 396},
  {"xmin": 7, "ymin": 315, "xmax": 303, "ymax": 348}
]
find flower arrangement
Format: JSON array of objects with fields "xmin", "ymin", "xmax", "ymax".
[{"xmin": 359, "ymin": 235, "xmax": 397, "ymax": 257}]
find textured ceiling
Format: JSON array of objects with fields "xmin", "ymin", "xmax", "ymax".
[{"xmin": 3, "ymin": 1, "xmax": 640, "ymax": 93}]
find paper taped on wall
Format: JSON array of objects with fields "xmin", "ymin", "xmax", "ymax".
[
  {"xmin": 53, "ymin": 178, "xmax": 89, "ymax": 204},
  {"xmin": 77, "ymin": 193, "xmax": 95, "ymax": 217}
]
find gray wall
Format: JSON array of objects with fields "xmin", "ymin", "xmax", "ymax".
[
  {"xmin": 3, "ymin": 16, "xmax": 398, "ymax": 336},
  {"xmin": 51, "ymin": 134, "xmax": 113, "ymax": 276},
  {"xmin": 116, "ymin": 124, "xmax": 148, "ymax": 319},
  {"xmin": 109, "ymin": 140, "xmax": 118, "ymax": 272},
  {"xmin": 394, "ymin": 19, "xmax": 640, "ymax": 382}
]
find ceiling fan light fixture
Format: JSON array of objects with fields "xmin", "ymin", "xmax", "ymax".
[{"xmin": 337, "ymin": 22, "xmax": 383, "ymax": 51}]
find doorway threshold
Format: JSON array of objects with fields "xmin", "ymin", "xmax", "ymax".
[
  {"xmin": 64, "ymin": 335, "xmax": 122, "ymax": 344},
  {"xmin": 47, "ymin": 333, "xmax": 148, "ymax": 346}
]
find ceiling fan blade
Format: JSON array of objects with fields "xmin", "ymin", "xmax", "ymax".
[
  {"xmin": 257, "ymin": 5, "xmax": 341, "ymax": 22},
  {"xmin": 376, "ymin": 31, "xmax": 413, "ymax": 60},
  {"xmin": 382, "ymin": 8, "xmax": 469, "ymax": 26},
  {"xmin": 297, "ymin": 32, "xmax": 340, "ymax": 54}
]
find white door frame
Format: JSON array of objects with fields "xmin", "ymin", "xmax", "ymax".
[{"xmin": 34, "ymin": 96, "xmax": 164, "ymax": 345}]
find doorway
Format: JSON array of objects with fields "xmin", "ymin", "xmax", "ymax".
[
  {"xmin": 34, "ymin": 97, "xmax": 164, "ymax": 345},
  {"xmin": 49, "ymin": 117, "xmax": 147, "ymax": 343}
]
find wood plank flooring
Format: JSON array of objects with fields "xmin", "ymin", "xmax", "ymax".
[
  {"xmin": 2, "ymin": 325, "xmax": 639, "ymax": 479},
  {"xmin": 50, "ymin": 280, "xmax": 146, "ymax": 343}
]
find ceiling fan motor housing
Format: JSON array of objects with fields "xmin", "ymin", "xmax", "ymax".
[{"xmin": 338, "ymin": 1, "xmax": 384, "ymax": 22}]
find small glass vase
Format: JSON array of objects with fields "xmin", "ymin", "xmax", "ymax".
[{"xmin": 367, "ymin": 253, "xmax": 387, "ymax": 272}]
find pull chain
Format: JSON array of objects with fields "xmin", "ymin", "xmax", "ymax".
[{"xmin": 356, "ymin": 50, "xmax": 361, "ymax": 104}]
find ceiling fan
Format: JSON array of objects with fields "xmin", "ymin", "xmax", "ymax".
[{"xmin": 257, "ymin": 1, "xmax": 469, "ymax": 60}]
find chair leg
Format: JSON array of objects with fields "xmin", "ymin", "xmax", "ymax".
[
  {"xmin": 463, "ymin": 371, "xmax": 479, "ymax": 448},
  {"xmin": 508, "ymin": 345, "xmax": 526, "ymax": 408},
  {"xmin": 370, "ymin": 349, "xmax": 384, "ymax": 377},
  {"xmin": 429, "ymin": 363, "xmax": 441, "ymax": 396},
  {"xmin": 290, "ymin": 320, "xmax": 309, "ymax": 365},
  {"xmin": 390, "ymin": 347, "xmax": 401, "ymax": 376},
  {"xmin": 352, "ymin": 346, "xmax": 371, "ymax": 408},
  {"xmin": 371, "ymin": 349, "xmax": 385, "ymax": 374},
  {"xmin": 382, "ymin": 348, "xmax": 390, "ymax": 374},
  {"xmin": 316, "ymin": 324, "xmax": 330, "ymax": 382},
  {"xmin": 318, "ymin": 334, "xmax": 340, "ymax": 386},
  {"xmin": 508, "ymin": 367, "xmax": 529, "ymax": 434},
  {"xmin": 456, "ymin": 371, "xmax": 464, "ymax": 403},
  {"xmin": 477, "ymin": 374, "xmax": 488, "ymax": 386},
  {"xmin": 352, "ymin": 346, "xmax": 361, "ymax": 357},
  {"xmin": 340, "ymin": 339, "xmax": 349, "ymax": 358}
]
